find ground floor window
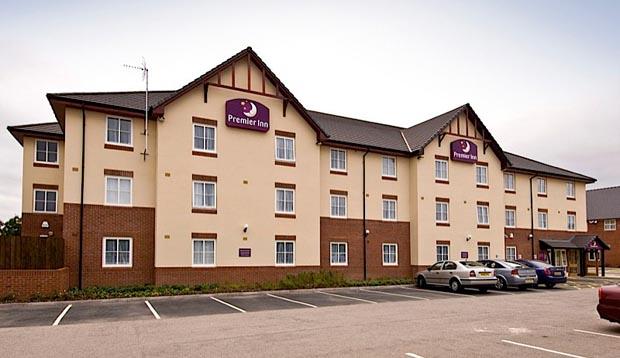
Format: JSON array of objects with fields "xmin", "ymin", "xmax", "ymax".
[
  {"xmin": 103, "ymin": 237, "xmax": 132, "ymax": 267},
  {"xmin": 436, "ymin": 245, "xmax": 449, "ymax": 261},
  {"xmin": 506, "ymin": 246, "xmax": 517, "ymax": 261},
  {"xmin": 477, "ymin": 245, "xmax": 489, "ymax": 260},
  {"xmin": 588, "ymin": 250, "xmax": 596, "ymax": 261},
  {"xmin": 192, "ymin": 239, "xmax": 215, "ymax": 266},
  {"xmin": 330, "ymin": 242, "xmax": 348, "ymax": 266},
  {"xmin": 276, "ymin": 241, "xmax": 295, "ymax": 266},
  {"xmin": 382, "ymin": 243, "xmax": 398, "ymax": 265}
]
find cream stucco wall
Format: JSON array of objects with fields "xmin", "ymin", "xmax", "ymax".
[{"xmin": 21, "ymin": 136, "xmax": 65, "ymax": 214}]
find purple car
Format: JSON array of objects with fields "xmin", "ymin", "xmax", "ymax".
[{"xmin": 514, "ymin": 259, "xmax": 566, "ymax": 288}]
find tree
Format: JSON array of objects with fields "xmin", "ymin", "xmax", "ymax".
[{"xmin": 0, "ymin": 216, "xmax": 21, "ymax": 237}]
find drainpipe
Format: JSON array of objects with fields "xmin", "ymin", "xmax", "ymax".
[
  {"xmin": 362, "ymin": 149, "xmax": 370, "ymax": 281},
  {"xmin": 529, "ymin": 174, "xmax": 537, "ymax": 260},
  {"xmin": 78, "ymin": 107, "xmax": 86, "ymax": 290}
]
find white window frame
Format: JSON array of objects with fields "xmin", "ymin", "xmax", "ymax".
[
  {"xmin": 105, "ymin": 116, "xmax": 133, "ymax": 147},
  {"xmin": 477, "ymin": 204, "xmax": 490, "ymax": 225},
  {"xmin": 192, "ymin": 239, "xmax": 216, "ymax": 267},
  {"xmin": 504, "ymin": 172, "xmax": 515, "ymax": 191},
  {"xmin": 435, "ymin": 159, "xmax": 448, "ymax": 181},
  {"xmin": 382, "ymin": 243, "xmax": 398, "ymax": 266},
  {"xmin": 330, "ymin": 242, "xmax": 348, "ymax": 266},
  {"xmin": 604, "ymin": 219, "xmax": 616, "ymax": 231},
  {"xmin": 505, "ymin": 209, "xmax": 516, "ymax": 228},
  {"xmin": 33, "ymin": 189, "xmax": 58, "ymax": 213},
  {"xmin": 566, "ymin": 182, "xmax": 575, "ymax": 199},
  {"xmin": 382, "ymin": 156, "xmax": 397, "ymax": 178},
  {"xmin": 192, "ymin": 181, "xmax": 217, "ymax": 209},
  {"xmin": 382, "ymin": 199, "xmax": 397, "ymax": 221},
  {"xmin": 506, "ymin": 246, "xmax": 517, "ymax": 261},
  {"xmin": 330, "ymin": 148, "xmax": 347, "ymax": 172},
  {"xmin": 330, "ymin": 195, "xmax": 347, "ymax": 218},
  {"xmin": 104, "ymin": 176, "xmax": 133, "ymax": 206},
  {"xmin": 275, "ymin": 188, "xmax": 295, "ymax": 214},
  {"xmin": 538, "ymin": 211, "xmax": 548, "ymax": 229},
  {"xmin": 537, "ymin": 178, "xmax": 547, "ymax": 195},
  {"xmin": 588, "ymin": 250, "xmax": 596, "ymax": 261},
  {"xmin": 192, "ymin": 123, "xmax": 217, "ymax": 153},
  {"xmin": 102, "ymin": 237, "xmax": 133, "ymax": 268},
  {"xmin": 567, "ymin": 213, "xmax": 576, "ymax": 231},
  {"xmin": 475, "ymin": 165, "xmax": 488, "ymax": 185},
  {"xmin": 275, "ymin": 136, "xmax": 296, "ymax": 162},
  {"xmin": 275, "ymin": 240, "xmax": 295, "ymax": 266},
  {"xmin": 477, "ymin": 245, "xmax": 490, "ymax": 260},
  {"xmin": 34, "ymin": 139, "xmax": 59, "ymax": 164},
  {"xmin": 436, "ymin": 245, "xmax": 449, "ymax": 262},
  {"xmin": 435, "ymin": 201, "xmax": 449, "ymax": 224}
]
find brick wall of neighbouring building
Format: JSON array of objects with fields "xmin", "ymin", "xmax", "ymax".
[
  {"xmin": 0, "ymin": 267, "xmax": 70, "ymax": 299},
  {"xmin": 21, "ymin": 212, "xmax": 63, "ymax": 238},
  {"xmin": 588, "ymin": 220, "xmax": 620, "ymax": 267}
]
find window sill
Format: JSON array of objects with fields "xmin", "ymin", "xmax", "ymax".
[
  {"xmin": 476, "ymin": 184, "xmax": 489, "ymax": 189},
  {"xmin": 435, "ymin": 179, "xmax": 449, "ymax": 184},
  {"xmin": 477, "ymin": 224, "xmax": 490, "ymax": 229},
  {"xmin": 382, "ymin": 218, "xmax": 397, "ymax": 222},
  {"xmin": 275, "ymin": 264, "xmax": 296, "ymax": 267},
  {"xmin": 382, "ymin": 176, "xmax": 397, "ymax": 181},
  {"xmin": 505, "ymin": 226, "xmax": 516, "ymax": 229},
  {"xmin": 436, "ymin": 222, "xmax": 450, "ymax": 227},
  {"xmin": 102, "ymin": 265, "xmax": 133, "ymax": 269},
  {"xmin": 33, "ymin": 211, "xmax": 58, "ymax": 214},
  {"xmin": 191, "ymin": 264, "xmax": 216, "ymax": 268},
  {"xmin": 104, "ymin": 203, "xmax": 133, "ymax": 208},
  {"xmin": 192, "ymin": 208, "xmax": 217, "ymax": 214},
  {"xmin": 33, "ymin": 162, "xmax": 59, "ymax": 168},
  {"xmin": 275, "ymin": 160, "xmax": 296, "ymax": 167},
  {"xmin": 382, "ymin": 263, "xmax": 398, "ymax": 266},
  {"xmin": 275, "ymin": 213, "xmax": 296, "ymax": 219},
  {"xmin": 329, "ymin": 216, "xmax": 348, "ymax": 219},
  {"xmin": 330, "ymin": 170, "xmax": 347, "ymax": 175},
  {"xmin": 192, "ymin": 150, "xmax": 218, "ymax": 158},
  {"xmin": 104, "ymin": 143, "xmax": 134, "ymax": 152}
]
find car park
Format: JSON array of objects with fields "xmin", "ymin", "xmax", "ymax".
[
  {"xmin": 416, "ymin": 260, "xmax": 497, "ymax": 293},
  {"xmin": 514, "ymin": 259, "xmax": 567, "ymax": 288},
  {"xmin": 479, "ymin": 259, "xmax": 538, "ymax": 290},
  {"xmin": 597, "ymin": 284, "xmax": 620, "ymax": 323}
]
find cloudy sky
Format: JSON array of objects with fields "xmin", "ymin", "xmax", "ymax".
[{"xmin": 0, "ymin": 0, "xmax": 618, "ymax": 219}]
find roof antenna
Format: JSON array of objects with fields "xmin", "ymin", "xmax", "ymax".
[{"xmin": 123, "ymin": 58, "xmax": 149, "ymax": 161}]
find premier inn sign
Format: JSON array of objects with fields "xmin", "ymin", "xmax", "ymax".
[
  {"xmin": 450, "ymin": 139, "xmax": 478, "ymax": 163},
  {"xmin": 225, "ymin": 99, "xmax": 270, "ymax": 132}
]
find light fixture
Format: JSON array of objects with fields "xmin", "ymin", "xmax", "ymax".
[
  {"xmin": 243, "ymin": 224, "xmax": 248, "ymax": 233},
  {"xmin": 466, "ymin": 234, "xmax": 472, "ymax": 242}
]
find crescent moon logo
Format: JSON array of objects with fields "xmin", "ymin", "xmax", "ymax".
[
  {"xmin": 462, "ymin": 141, "xmax": 471, "ymax": 153},
  {"xmin": 243, "ymin": 102, "xmax": 258, "ymax": 118}
]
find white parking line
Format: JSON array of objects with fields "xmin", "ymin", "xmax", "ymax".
[
  {"xmin": 574, "ymin": 329, "xmax": 620, "ymax": 339},
  {"xmin": 401, "ymin": 286, "xmax": 472, "ymax": 298},
  {"xmin": 266, "ymin": 293, "xmax": 317, "ymax": 308},
  {"xmin": 211, "ymin": 296, "xmax": 247, "ymax": 313},
  {"xmin": 359, "ymin": 288, "xmax": 429, "ymax": 300},
  {"xmin": 52, "ymin": 304, "xmax": 72, "ymax": 326},
  {"xmin": 317, "ymin": 290, "xmax": 378, "ymax": 304},
  {"xmin": 501, "ymin": 340, "xmax": 587, "ymax": 358},
  {"xmin": 405, "ymin": 353, "xmax": 425, "ymax": 358},
  {"xmin": 145, "ymin": 300, "xmax": 161, "ymax": 320}
]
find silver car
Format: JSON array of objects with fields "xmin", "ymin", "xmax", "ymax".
[
  {"xmin": 479, "ymin": 259, "xmax": 538, "ymax": 290},
  {"xmin": 416, "ymin": 260, "xmax": 497, "ymax": 293}
]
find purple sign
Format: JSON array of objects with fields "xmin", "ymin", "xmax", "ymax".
[
  {"xmin": 587, "ymin": 240, "xmax": 602, "ymax": 250},
  {"xmin": 225, "ymin": 99, "xmax": 270, "ymax": 132},
  {"xmin": 461, "ymin": 251, "xmax": 469, "ymax": 259},
  {"xmin": 450, "ymin": 139, "xmax": 478, "ymax": 163},
  {"xmin": 239, "ymin": 248, "xmax": 251, "ymax": 257}
]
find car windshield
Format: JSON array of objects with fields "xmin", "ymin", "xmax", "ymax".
[
  {"xmin": 460, "ymin": 261, "xmax": 484, "ymax": 267},
  {"xmin": 503, "ymin": 261, "xmax": 526, "ymax": 269}
]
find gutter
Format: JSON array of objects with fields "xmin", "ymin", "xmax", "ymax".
[
  {"xmin": 78, "ymin": 107, "xmax": 86, "ymax": 289},
  {"xmin": 529, "ymin": 174, "xmax": 537, "ymax": 259},
  {"xmin": 362, "ymin": 148, "xmax": 370, "ymax": 281}
]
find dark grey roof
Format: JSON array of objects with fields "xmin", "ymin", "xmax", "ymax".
[
  {"xmin": 504, "ymin": 152, "xmax": 595, "ymax": 183},
  {"xmin": 587, "ymin": 186, "xmax": 620, "ymax": 219},
  {"xmin": 308, "ymin": 110, "xmax": 410, "ymax": 153},
  {"xmin": 402, "ymin": 105, "xmax": 465, "ymax": 152},
  {"xmin": 47, "ymin": 91, "xmax": 176, "ymax": 112},
  {"xmin": 540, "ymin": 235, "xmax": 610, "ymax": 250},
  {"xmin": 7, "ymin": 122, "xmax": 64, "ymax": 145}
]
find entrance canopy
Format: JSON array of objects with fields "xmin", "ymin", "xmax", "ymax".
[{"xmin": 540, "ymin": 235, "xmax": 610, "ymax": 251}]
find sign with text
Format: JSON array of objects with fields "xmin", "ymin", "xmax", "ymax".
[
  {"xmin": 450, "ymin": 139, "xmax": 478, "ymax": 163},
  {"xmin": 461, "ymin": 251, "xmax": 469, "ymax": 259},
  {"xmin": 225, "ymin": 99, "xmax": 270, "ymax": 132},
  {"xmin": 239, "ymin": 248, "xmax": 252, "ymax": 257}
]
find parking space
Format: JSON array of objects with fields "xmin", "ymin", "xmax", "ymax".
[
  {"xmin": 215, "ymin": 293, "xmax": 313, "ymax": 312},
  {"xmin": 0, "ymin": 302, "xmax": 67, "ymax": 328},
  {"xmin": 148, "ymin": 295, "xmax": 240, "ymax": 318},
  {"xmin": 60, "ymin": 299, "xmax": 154, "ymax": 325}
]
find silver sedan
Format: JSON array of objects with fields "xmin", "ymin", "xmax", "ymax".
[{"xmin": 416, "ymin": 261, "xmax": 497, "ymax": 293}]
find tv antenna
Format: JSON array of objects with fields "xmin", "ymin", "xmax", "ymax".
[{"xmin": 124, "ymin": 58, "xmax": 149, "ymax": 161}]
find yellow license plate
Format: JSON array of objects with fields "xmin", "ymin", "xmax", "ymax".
[{"xmin": 479, "ymin": 272, "xmax": 490, "ymax": 277}]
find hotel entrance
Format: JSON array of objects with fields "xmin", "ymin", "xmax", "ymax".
[{"xmin": 540, "ymin": 235, "xmax": 610, "ymax": 277}]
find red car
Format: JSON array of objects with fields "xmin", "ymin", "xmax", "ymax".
[{"xmin": 597, "ymin": 285, "xmax": 620, "ymax": 323}]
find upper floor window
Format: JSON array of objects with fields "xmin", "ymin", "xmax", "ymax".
[
  {"xmin": 566, "ymin": 182, "xmax": 575, "ymax": 199},
  {"xmin": 436, "ymin": 245, "xmax": 449, "ymax": 261},
  {"xmin": 435, "ymin": 159, "xmax": 448, "ymax": 182},
  {"xmin": 193, "ymin": 181, "xmax": 216, "ymax": 209},
  {"xmin": 193, "ymin": 124, "xmax": 216, "ymax": 152},
  {"xmin": 105, "ymin": 176, "xmax": 132, "ymax": 206},
  {"xmin": 538, "ymin": 210, "xmax": 548, "ymax": 229},
  {"xmin": 537, "ymin": 178, "xmax": 547, "ymax": 195},
  {"xmin": 476, "ymin": 164, "xmax": 488, "ymax": 186},
  {"xmin": 192, "ymin": 239, "xmax": 216, "ymax": 266},
  {"xmin": 567, "ymin": 213, "xmax": 576, "ymax": 231},
  {"xmin": 275, "ymin": 136, "xmax": 295, "ymax": 162},
  {"xmin": 505, "ymin": 208, "xmax": 516, "ymax": 228},
  {"xmin": 435, "ymin": 200, "xmax": 449, "ymax": 224},
  {"xmin": 604, "ymin": 219, "xmax": 616, "ymax": 231},
  {"xmin": 382, "ymin": 243, "xmax": 398, "ymax": 265},
  {"xmin": 477, "ymin": 203, "xmax": 490, "ymax": 226},
  {"xmin": 35, "ymin": 140, "xmax": 58, "ymax": 164},
  {"xmin": 275, "ymin": 188, "xmax": 295, "ymax": 214},
  {"xmin": 330, "ymin": 149, "xmax": 347, "ymax": 172},
  {"xmin": 382, "ymin": 156, "xmax": 396, "ymax": 178},
  {"xmin": 103, "ymin": 237, "xmax": 132, "ymax": 267},
  {"xmin": 106, "ymin": 117, "xmax": 132, "ymax": 146},
  {"xmin": 382, "ymin": 198, "xmax": 397, "ymax": 221},
  {"xmin": 33, "ymin": 189, "xmax": 57, "ymax": 213},
  {"xmin": 504, "ymin": 173, "xmax": 515, "ymax": 192},
  {"xmin": 330, "ymin": 195, "xmax": 347, "ymax": 218}
]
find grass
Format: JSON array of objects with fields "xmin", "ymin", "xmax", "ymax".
[{"xmin": 0, "ymin": 271, "xmax": 413, "ymax": 303}]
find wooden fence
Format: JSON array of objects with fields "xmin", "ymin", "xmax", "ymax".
[{"xmin": 0, "ymin": 236, "xmax": 64, "ymax": 269}]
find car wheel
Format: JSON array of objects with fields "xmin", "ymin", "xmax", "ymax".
[
  {"xmin": 449, "ymin": 279, "xmax": 462, "ymax": 293},
  {"xmin": 545, "ymin": 283, "xmax": 555, "ymax": 289},
  {"xmin": 495, "ymin": 277, "xmax": 507, "ymax": 290},
  {"xmin": 416, "ymin": 276, "xmax": 426, "ymax": 288}
]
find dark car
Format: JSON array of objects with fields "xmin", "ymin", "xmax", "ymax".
[
  {"xmin": 514, "ymin": 259, "xmax": 566, "ymax": 288},
  {"xmin": 479, "ymin": 259, "xmax": 538, "ymax": 290},
  {"xmin": 598, "ymin": 285, "xmax": 620, "ymax": 323}
]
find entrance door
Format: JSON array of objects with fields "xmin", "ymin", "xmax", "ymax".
[
  {"xmin": 555, "ymin": 249, "xmax": 568, "ymax": 271},
  {"xmin": 567, "ymin": 250, "xmax": 579, "ymax": 276}
]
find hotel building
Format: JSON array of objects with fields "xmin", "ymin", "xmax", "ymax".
[{"xmin": 7, "ymin": 47, "xmax": 597, "ymax": 288}]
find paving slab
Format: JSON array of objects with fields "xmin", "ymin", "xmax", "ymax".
[
  {"xmin": 0, "ymin": 302, "xmax": 67, "ymax": 328},
  {"xmin": 148, "ymin": 295, "xmax": 239, "ymax": 318},
  {"xmin": 60, "ymin": 299, "xmax": 153, "ymax": 325}
]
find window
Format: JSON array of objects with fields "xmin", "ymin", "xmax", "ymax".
[
  {"xmin": 382, "ymin": 243, "xmax": 398, "ymax": 265},
  {"xmin": 477, "ymin": 204, "xmax": 490, "ymax": 225},
  {"xmin": 193, "ymin": 124, "xmax": 216, "ymax": 152},
  {"xmin": 330, "ymin": 195, "xmax": 347, "ymax": 218},
  {"xmin": 192, "ymin": 239, "xmax": 215, "ymax": 266},
  {"xmin": 382, "ymin": 157, "xmax": 396, "ymax": 178},
  {"xmin": 33, "ymin": 189, "xmax": 57, "ymax": 213},
  {"xmin": 588, "ymin": 250, "xmax": 596, "ymax": 261},
  {"xmin": 105, "ymin": 176, "xmax": 132, "ymax": 206},
  {"xmin": 435, "ymin": 159, "xmax": 448, "ymax": 181},
  {"xmin": 275, "ymin": 136, "xmax": 295, "ymax": 162},
  {"xmin": 436, "ymin": 245, "xmax": 449, "ymax": 261},
  {"xmin": 505, "ymin": 209, "xmax": 516, "ymax": 228},
  {"xmin": 382, "ymin": 199, "xmax": 397, "ymax": 221},
  {"xmin": 604, "ymin": 219, "xmax": 616, "ymax": 231},
  {"xmin": 330, "ymin": 149, "xmax": 347, "ymax": 172},
  {"xmin": 103, "ymin": 238, "xmax": 132, "ymax": 267},
  {"xmin": 330, "ymin": 242, "xmax": 348, "ymax": 266},
  {"xmin": 275, "ymin": 188, "xmax": 295, "ymax": 213},
  {"xmin": 538, "ymin": 211, "xmax": 548, "ymax": 229},
  {"xmin": 275, "ymin": 241, "xmax": 295, "ymax": 266},
  {"xmin": 504, "ymin": 173, "xmax": 515, "ymax": 191},
  {"xmin": 537, "ymin": 178, "xmax": 547, "ymax": 195},
  {"xmin": 35, "ymin": 140, "xmax": 58, "ymax": 164},
  {"xmin": 106, "ymin": 117, "xmax": 132, "ymax": 146},
  {"xmin": 567, "ymin": 213, "xmax": 576, "ymax": 231},
  {"xmin": 476, "ymin": 165, "xmax": 488, "ymax": 186},
  {"xmin": 477, "ymin": 245, "xmax": 490, "ymax": 260},
  {"xmin": 443, "ymin": 261, "xmax": 457, "ymax": 270},
  {"xmin": 193, "ymin": 181, "xmax": 216, "ymax": 209},
  {"xmin": 506, "ymin": 246, "xmax": 517, "ymax": 261},
  {"xmin": 566, "ymin": 182, "xmax": 575, "ymax": 198},
  {"xmin": 435, "ymin": 201, "xmax": 449, "ymax": 224}
]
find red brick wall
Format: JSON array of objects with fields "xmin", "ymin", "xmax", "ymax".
[
  {"xmin": 0, "ymin": 268, "xmax": 70, "ymax": 299},
  {"xmin": 21, "ymin": 213, "xmax": 63, "ymax": 238},
  {"xmin": 63, "ymin": 203, "xmax": 155, "ymax": 287},
  {"xmin": 588, "ymin": 220, "xmax": 620, "ymax": 267}
]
